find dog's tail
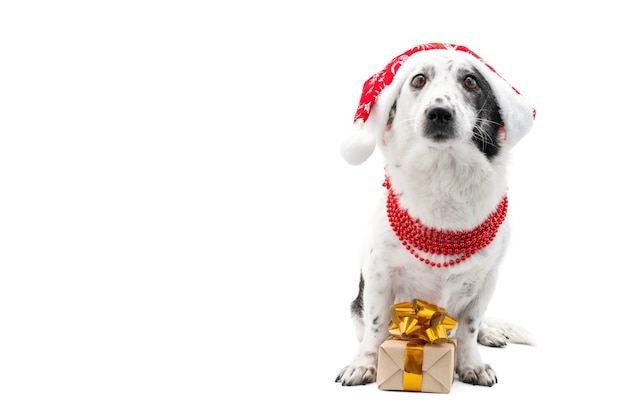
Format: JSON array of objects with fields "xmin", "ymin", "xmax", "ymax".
[{"xmin": 478, "ymin": 317, "xmax": 536, "ymax": 347}]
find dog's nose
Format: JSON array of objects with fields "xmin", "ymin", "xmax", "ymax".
[{"xmin": 427, "ymin": 106, "xmax": 453, "ymax": 126}]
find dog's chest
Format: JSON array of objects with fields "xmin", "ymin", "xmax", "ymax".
[
  {"xmin": 391, "ymin": 261, "xmax": 485, "ymax": 310},
  {"xmin": 370, "ymin": 200, "xmax": 508, "ymax": 311}
]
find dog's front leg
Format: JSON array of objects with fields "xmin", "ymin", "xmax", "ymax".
[
  {"xmin": 454, "ymin": 293, "xmax": 498, "ymax": 386},
  {"xmin": 336, "ymin": 268, "xmax": 393, "ymax": 386}
]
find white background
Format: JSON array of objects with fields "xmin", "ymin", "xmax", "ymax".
[{"xmin": 1, "ymin": 1, "xmax": 624, "ymax": 415}]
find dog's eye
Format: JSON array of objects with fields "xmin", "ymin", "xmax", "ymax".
[
  {"xmin": 411, "ymin": 74, "xmax": 427, "ymax": 89},
  {"xmin": 464, "ymin": 76, "xmax": 478, "ymax": 90}
]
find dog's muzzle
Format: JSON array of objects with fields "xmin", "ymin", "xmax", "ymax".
[{"xmin": 424, "ymin": 106, "xmax": 456, "ymax": 141}]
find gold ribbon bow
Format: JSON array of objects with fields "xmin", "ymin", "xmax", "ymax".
[{"xmin": 388, "ymin": 299, "xmax": 457, "ymax": 391}]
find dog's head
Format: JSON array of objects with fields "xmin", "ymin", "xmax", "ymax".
[
  {"xmin": 340, "ymin": 43, "xmax": 535, "ymax": 165},
  {"xmin": 386, "ymin": 52, "xmax": 506, "ymax": 162}
]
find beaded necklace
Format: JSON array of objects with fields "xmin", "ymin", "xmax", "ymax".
[{"xmin": 384, "ymin": 176, "xmax": 507, "ymax": 268}]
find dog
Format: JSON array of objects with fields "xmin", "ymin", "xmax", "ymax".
[{"xmin": 335, "ymin": 43, "xmax": 535, "ymax": 387}]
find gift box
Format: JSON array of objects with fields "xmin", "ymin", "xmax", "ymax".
[
  {"xmin": 377, "ymin": 338, "xmax": 456, "ymax": 393},
  {"xmin": 376, "ymin": 299, "xmax": 457, "ymax": 393}
]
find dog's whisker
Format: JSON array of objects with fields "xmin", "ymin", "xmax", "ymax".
[{"xmin": 394, "ymin": 117, "xmax": 421, "ymax": 137}]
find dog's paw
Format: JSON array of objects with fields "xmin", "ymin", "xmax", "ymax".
[
  {"xmin": 335, "ymin": 363, "xmax": 376, "ymax": 386},
  {"xmin": 477, "ymin": 326, "xmax": 508, "ymax": 347},
  {"xmin": 479, "ymin": 317, "xmax": 535, "ymax": 346},
  {"xmin": 457, "ymin": 363, "xmax": 498, "ymax": 386}
]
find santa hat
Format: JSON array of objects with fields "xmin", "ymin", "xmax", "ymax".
[{"xmin": 340, "ymin": 43, "xmax": 536, "ymax": 165}]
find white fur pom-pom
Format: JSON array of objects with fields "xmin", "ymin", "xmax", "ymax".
[{"xmin": 339, "ymin": 122, "xmax": 376, "ymax": 165}]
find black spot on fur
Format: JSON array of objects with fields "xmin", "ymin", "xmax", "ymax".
[
  {"xmin": 461, "ymin": 66, "xmax": 504, "ymax": 160},
  {"xmin": 466, "ymin": 318, "xmax": 477, "ymax": 334},
  {"xmin": 350, "ymin": 273, "xmax": 364, "ymax": 318},
  {"xmin": 387, "ymin": 101, "xmax": 397, "ymax": 126},
  {"xmin": 371, "ymin": 315, "xmax": 381, "ymax": 333},
  {"xmin": 461, "ymin": 281, "xmax": 476, "ymax": 296}
]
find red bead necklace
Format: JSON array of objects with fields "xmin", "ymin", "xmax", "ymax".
[{"xmin": 384, "ymin": 176, "xmax": 508, "ymax": 268}]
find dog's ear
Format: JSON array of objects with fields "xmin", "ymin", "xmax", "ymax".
[
  {"xmin": 464, "ymin": 54, "xmax": 534, "ymax": 147},
  {"xmin": 386, "ymin": 101, "xmax": 397, "ymax": 128},
  {"xmin": 340, "ymin": 55, "xmax": 418, "ymax": 165},
  {"xmin": 475, "ymin": 68, "xmax": 534, "ymax": 147},
  {"xmin": 381, "ymin": 101, "xmax": 397, "ymax": 146},
  {"xmin": 497, "ymin": 126, "xmax": 507, "ymax": 142}
]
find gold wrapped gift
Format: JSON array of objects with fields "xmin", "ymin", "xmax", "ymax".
[{"xmin": 376, "ymin": 299, "xmax": 457, "ymax": 393}]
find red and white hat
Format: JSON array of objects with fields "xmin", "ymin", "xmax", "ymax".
[{"xmin": 340, "ymin": 43, "xmax": 536, "ymax": 165}]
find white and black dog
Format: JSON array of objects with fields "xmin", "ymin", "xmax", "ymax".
[{"xmin": 336, "ymin": 44, "xmax": 535, "ymax": 387}]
